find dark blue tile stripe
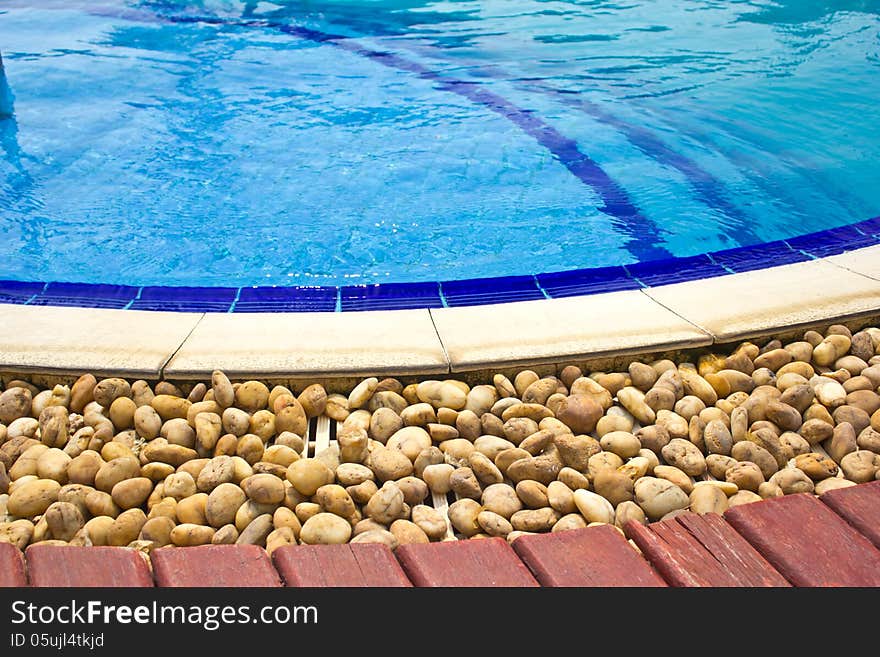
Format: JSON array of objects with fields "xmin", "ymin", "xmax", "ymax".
[
  {"xmin": 709, "ymin": 239, "xmax": 808, "ymax": 273},
  {"xmin": 785, "ymin": 224, "xmax": 877, "ymax": 259},
  {"xmin": 625, "ymin": 253, "xmax": 729, "ymax": 287},
  {"xmin": 537, "ymin": 265, "xmax": 639, "ymax": 298},
  {"xmin": 1, "ymin": 216, "xmax": 878, "ymax": 313}
]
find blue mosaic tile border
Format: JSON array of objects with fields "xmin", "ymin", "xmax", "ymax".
[{"xmin": 1, "ymin": 216, "xmax": 877, "ymax": 313}]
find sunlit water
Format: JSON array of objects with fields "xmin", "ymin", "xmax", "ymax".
[{"xmin": 0, "ymin": 0, "xmax": 878, "ymax": 287}]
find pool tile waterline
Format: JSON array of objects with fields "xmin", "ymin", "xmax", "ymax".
[{"xmin": 1, "ymin": 217, "xmax": 878, "ymax": 313}]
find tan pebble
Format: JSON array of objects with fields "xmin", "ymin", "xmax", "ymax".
[
  {"xmin": 93, "ymin": 378, "xmax": 131, "ymax": 409},
  {"xmin": 614, "ymin": 500, "xmax": 647, "ymax": 528},
  {"xmin": 468, "ymin": 451, "xmax": 504, "ymax": 485},
  {"xmin": 628, "ymin": 362, "xmax": 658, "ymax": 392},
  {"xmin": 857, "ymin": 426, "xmax": 880, "ymax": 454},
  {"xmin": 661, "ymin": 438, "xmax": 706, "ymax": 477},
  {"xmin": 44, "ymin": 501, "xmax": 84, "ymax": 542},
  {"xmin": 652, "ymin": 465, "xmax": 694, "ymax": 494},
  {"xmin": 365, "ymin": 481, "xmax": 406, "ymax": 524},
  {"xmin": 350, "ymin": 528, "xmax": 399, "ymax": 549},
  {"xmin": 634, "ymin": 477, "xmax": 689, "ymax": 520},
  {"xmin": 769, "ymin": 468, "xmax": 814, "ymax": 495},
  {"xmin": 69, "ymin": 374, "xmax": 97, "ymax": 413},
  {"xmin": 111, "ymin": 477, "xmax": 153, "ymax": 510},
  {"xmin": 592, "ymin": 470, "xmax": 633, "ymax": 507},
  {"xmin": 501, "ymin": 402, "xmax": 553, "ymax": 423},
  {"xmin": 236, "ymin": 514, "xmax": 274, "ymax": 546},
  {"xmin": 598, "ymin": 431, "xmax": 640, "ymax": 459},
  {"xmin": 840, "ymin": 450, "xmax": 879, "ymax": 483},
  {"xmin": 411, "ymin": 504, "xmax": 449, "ymax": 540},
  {"xmin": 510, "ymin": 507, "xmax": 560, "ymax": 532},
  {"xmin": 448, "ymin": 467, "xmax": 482, "ymax": 500},
  {"xmin": 689, "ymin": 485, "xmax": 728, "ymax": 515},
  {"xmin": 477, "ymin": 510, "xmax": 513, "ymax": 537},
  {"xmin": 572, "ymin": 489, "xmax": 615, "ymax": 524},
  {"xmin": 514, "ymin": 370, "xmax": 540, "ymax": 397},
  {"xmin": 506, "ymin": 455, "xmax": 562, "ymax": 485},
  {"xmin": 636, "ymin": 424, "xmax": 671, "ymax": 455},
  {"xmin": 412, "ymin": 446, "xmax": 444, "ymax": 477},
  {"xmin": 206, "ymin": 483, "xmax": 247, "ymax": 528},
  {"xmin": 472, "ymin": 435, "xmax": 516, "ymax": 460},
  {"xmin": 108, "ymin": 508, "xmax": 147, "ymax": 546},
  {"xmin": 814, "ymin": 478, "xmax": 857, "ymax": 495},
  {"xmin": 725, "ymin": 461, "xmax": 764, "ymax": 492},
  {"xmin": 638, "ymin": 448, "xmax": 660, "ymax": 473},
  {"xmin": 170, "ymin": 523, "xmax": 215, "ymax": 547},
  {"xmin": 617, "ymin": 387, "xmax": 655, "ymax": 425},
  {"xmin": 447, "ymin": 498, "xmax": 482, "ymax": 537},
  {"xmin": 139, "ymin": 516, "xmax": 176, "ymax": 547},
  {"xmin": 492, "ymin": 373, "xmax": 516, "ymax": 399},
  {"xmin": 481, "ymin": 483, "xmax": 523, "ymax": 519},
  {"xmin": 515, "ymin": 480, "xmax": 549, "ymax": 509},
  {"xmin": 554, "ymin": 394, "xmax": 603, "ymax": 434},
  {"xmin": 596, "ymin": 414, "xmax": 633, "ymax": 437},
  {"xmin": 522, "ymin": 378, "xmax": 560, "ymax": 406},
  {"xmin": 552, "ymin": 513, "xmax": 588, "ymax": 533},
  {"xmin": 645, "ymin": 387, "xmax": 676, "ymax": 413},
  {"xmin": 416, "ymin": 380, "xmax": 466, "ymax": 411},
  {"xmin": 794, "ymin": 453, "xmax": 839, "ymax": 480},
  {"xmin": 587, "ymin": 452, "xmax": 624, "ymax": 480},
  {"xmin": 556, "ymin": 467, "xmax": 589, "ymax": 491},
  {"xmin": 554, "ymin": 433, "xmax": 601, "ymax": 471},
  {"xmin": 286, "ymin": 459, "xmax": 334, "ymax": 497},
  {"xmin": 693, "ymin": 480, "xmax": 738, "ymax": 495},
  {"xmin": 757, "ymin": 481, "xmax": 783, "ymax": 499},
  {"xmin": 726, "ymin": 490, "xmax": 763, "ymax": 508},
  {"xmin": 387, "ymin": 426, "xmax": 432, "ymax": 462}
]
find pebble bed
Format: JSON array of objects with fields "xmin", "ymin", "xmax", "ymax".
[{"xmin": 2, "ymin": 323, "xmax": 880, "ymax": 554}]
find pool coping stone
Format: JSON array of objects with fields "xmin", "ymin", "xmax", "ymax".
[{"xmin": 2, "ymin": 245, "xmax": 880, "ymax": 380}]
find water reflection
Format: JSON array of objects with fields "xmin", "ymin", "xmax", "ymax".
[
  {"xmin": 0, "ymin": 51, "xmax": 46, "ymax": 265},
  {"xmin": 137, "ymin": 0, "xmax": 481, "ymax": 41},
  {"xmin": 0, "ymin": 53, "xmax": 27, "ymax": 175},
  {"xmin": 740, "ymin": 0, "xmax": 880, "ymax": 24},
  {"xmin": 0, "ymin": 53, "xmax": 14, "ymax": 119}
]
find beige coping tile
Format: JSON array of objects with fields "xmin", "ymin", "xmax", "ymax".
[
  {"xmin": 825, "ymin": 245, "xmax": 880, "ymax": 280},
  {"xmin": 0, "ymin": 303, "xmax": 203, "ymax": 378},
  {"xmin": 429, "ymin": 290, "xmax": 712, "ymax": 372},
  {"xmin": 643, "ymin": 258, "xmax": 880, "ymax": 343},
  {"xmin": 164, "ymin": 309, "xmax": 448, "ymax": 379}
]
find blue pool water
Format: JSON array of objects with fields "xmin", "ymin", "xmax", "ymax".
[{"xmin": 0, "ymin": 0, "xmax": 879, "ymax": 293}]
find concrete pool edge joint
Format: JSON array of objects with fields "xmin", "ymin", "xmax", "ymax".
[
  {"xmin": 3, "ymin": 243, "xmax": 880, "ymax": 380},
  {"xmin": 1, "ymin": 216, "xmax": 879, "ymax": 313}
]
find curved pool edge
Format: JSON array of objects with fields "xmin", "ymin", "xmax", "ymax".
[
  {"xmin": 3, "ymin": 244, "xmax": 880, "ymax": 386},
  {"xmin": 2, "ymin": 217, "xmax": 879, "ymax": 312}
]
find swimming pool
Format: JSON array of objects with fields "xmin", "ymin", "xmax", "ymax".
[{"xmin": 1, "ymin": 0, "xmax": 879, "ymax": 311}]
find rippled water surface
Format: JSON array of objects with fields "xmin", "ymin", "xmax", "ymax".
[{"xmin": 0, "ymin": 0, "xmax": 878, "ymax": 286}]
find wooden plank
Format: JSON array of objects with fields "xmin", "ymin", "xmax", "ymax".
[
  {"xmin": 625, "ymin": 513, "xmax": 789, "ymax": 587},
  {"xmin": 311, "ymin": 417, "xmax": 331, "ymax": 454},
  {"xmin": 151, "ymin": 545, "xmax": 281, "ymax": 587},
  {"xmin": 395, "ymin": 537, "xmax": 539, "ymax": 587},
  {"xmin": 26, "ymin": 546, "xmax": 153, "ymax": 587},
  {"xmin": 273, "ymin": 544, "xmax": 412, "ymax": 587},
  {"xmin": 820, "ymin": 480, "xmax": 880, "ymax": 549},
  {"xmin": 0, "ymin": 543, "xmax": 27, "ymax": 587},
  {"xmin": 513, "ymin": 525, "xmax": 666, "ymax": 587},
  {"xmin": 724, "ymin": 493, "xmax": 880, "ymax": 587},
  {"xmin": 301, "ymin": 416, "xmax": 310, "ymax": 458},
  {"xmin": 430, "ymin": 492, "xmax": 456, "ymax": 540}
]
